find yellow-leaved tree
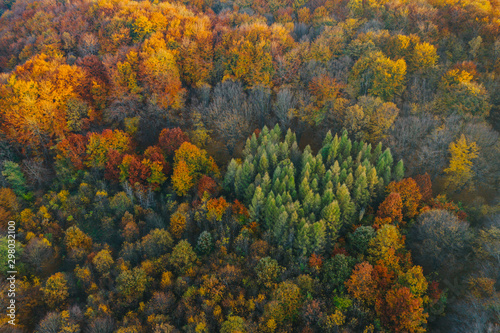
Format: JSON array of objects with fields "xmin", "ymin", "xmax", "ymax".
[
  {"xmin": 0, "ymin": 54, "xmax": 85, "ymax": 150},
  {"xmin": 172, "ymin": 142, "xmax": 219, "ymax": 196},
  {"xmin": 172, "ymin": 159, "xmax": 193, "ymax": 196},
  {"xmin": 444, "ymin": 134, "xmax": 479, "ymax": 192}
]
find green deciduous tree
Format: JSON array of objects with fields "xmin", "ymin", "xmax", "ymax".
[
  {"xmin": 350, "ymin": 51, "xmax": 407, "ymax": 101},
  {"xmin": 169, "ymin": 240, "xmax": 197, "ymax": 275}
]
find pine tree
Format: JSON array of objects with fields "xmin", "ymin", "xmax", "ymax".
[
  {"xmin": 337, "ymin": 184, "xmax": 356, "ymax": 226},
  {"xmin": 242, "ymin": 138, "xmax": 252, "ymax": 158},
  {"xmin": 322, "ymin": 170, "xmax": 333, "ymax": 189},
  {"xmin": 296, "ymin": 221, "xmax": 311, "ymax": 257},
  {"xmin": 321, "ymin": 133, "xmax": 333, "ymax": 162},
  {"xmin": 323, "ymin": 130, "xmax": 334, "ymax": 147},
  {"xmin": 254, "ymin": 173, "xmax": 262, "ymax": 189},
  {"xmin": 321, "ymin": 188, "xmax": 335, "ymax": 209},
  {"xmin": 288, "ymin": 175, "xmax": 297, "ymax": 200},
  {"xmin": 311, "ymin": 220, "xmax": 326, "ymax": 253},
  {"xmin": 236, "ymin": 160, "xmax": 255, "ymax": 198},
  {"xmin": 394, "ymin": 160, "xmax": 404, "ymax": 182},
  {"xmin": 250, "ymin": 133, "xmax": 259, "ymax": 153},
  {"xmin": 353, "ymin": 140, "xmax": 362, "ymax": 159},
  {"xmin": 265, "ymin": 195, "xmax": 279, "ymax": 229},
  {"xmin": 345, "ymin": 173, "xmax": 354, "ymax": 191},
  {"xmin": 367, "ymin": 167, "xmax": 379, "ymax": 198},
  {"xmin": 272, "ymin": 165, "xmax": 282, "ymax": 184},
  {"xmin": 353, "ymin": 171, "xmax": 369, "ymax": 208},
  {"xmin": 383, "ymin": 166, "xmax": 392, "ymax": 185},
  {"xmin": 339, "ymin": 169, "xmax": 348, "ymax": 184},
  {"xmin": 340, "ymin": 133, "xmax": 352, "ymax": 160},
  {"xmin": 285, "ymin": 128, "xmax": 296, "ymax": 146},
  {"xmin": 311, "ymin": 178, "xmax": 319, "ymax": 193},
  {"xmin": 278, "ymin": 176, "xmax": 287, "ymax": 195},
  {"xmin": 261, "ymin": 172, "xmax": 272, "ymax": 195},
  {"xmin": 383, "ymin": 148, "xmax": 394, "ymax": 168},
  {"xmin": 301, "ymin": 162, "xmax": 312, "ymax": 184},
  {"xmin": 376, "ymin": 157, "xmax": 386, "ymax": 177},
  {"xmin": 362, "ymin": 143, "xmax": 372, "ymax": 162},
  {"xmin": 249, "ymin": 186, "xmax": 265, "ymax": 223},
  {"xmin": 258, "ymin": 151, "xmax": 269, "ymax": 174},
  {"xmin": 354, "ymin": 164, "xmax": 366, "ymax": 179},
  {"xmin": 331, "ymin": 161, "xmax": 341, "ymax": 184},
  {"xmin": 279, "ymin": 141, "xmax": 290, "ymax": 160},
  {"xmin": 290, "ymin": 141, "xmax": 302, "ymax": 167},
  {"xmin": 272, "ymin": 124, "xmax": 282, "ymax": 141},
  {"xmin": 299, "ymin": 176, "xmax": 311, "ymax": 201},
  {"xmin": 283, "ymin": 191, "xmax": 293, "ymax": 206},
  {"xmin": 270, "ymin": 153, "xmax": 278, "ymax": 171},
  {"xmin": 315, "ymin": 154, "xmax": 326, "ymax": 178},
  {"xmin": 260, "ymin": 125, "xmax": 270, "ymax": 140},
  {"xmin": 313, "ymin": 193, "xmax": 322, "ymax": 215},
  {"xmin": 228, "ymin": 127, "xmax": 400, "ymax": 257},
  {"xmin": 303, "ymin": 189, "xmax": 315, "ymax": 216},
  {"xmin": 377, "ymin": 176, "xmax": 386, "ymax": 195},
  {"xmin": 276, "ymin": 193, "xmax": 283, "ymax": 207},
  {"xmin": 321, "ymin": 200, "xmax": 342, "ymax": 243},
  {"xmin": 326, "ymin": 134, "xmax": 340, "ymax": 167},
  {"xmin": 244, "ymin": 183, "xmax": 256, "ymax": 203},
  {"xmin": 274, "ymin": 210, "xmax": 289, "ymax": 246},
  {"xmin": 372, "ymin": 142, "xmax": 383, "ymax": 164}
]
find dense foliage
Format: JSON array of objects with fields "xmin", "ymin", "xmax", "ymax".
[{"xmin": 0, "ymin": 0, "xmax": 499, "ymax": 332}]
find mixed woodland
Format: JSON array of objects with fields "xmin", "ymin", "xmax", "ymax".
[{"xmin": 0, "ymin": 0, "xmax": 499, "ymax": 332}]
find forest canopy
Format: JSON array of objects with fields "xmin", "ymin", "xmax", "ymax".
[{"xmin": 0, "ymin": 0, "xmax": 499, "ymax": 332}]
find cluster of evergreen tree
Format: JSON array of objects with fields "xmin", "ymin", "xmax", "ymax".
[{"xmin": 224, "ymin": 125, "xmax": 403, "ymax": 256}]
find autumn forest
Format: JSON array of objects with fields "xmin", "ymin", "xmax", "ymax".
[{"xmin": 0, "ymin": 0, "xmax": 499, "ymax": 332}]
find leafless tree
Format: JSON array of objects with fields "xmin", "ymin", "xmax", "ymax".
[
  {"xmin": 248, "ymin": 84, "xmax": 271, "ymax": 128},
  {"xmin": 22, "ymin": 237, "xmax": 55, "ymax": 275},
  {"xmin": 274, "ymin": 87, "xmax": 295, "ymax": 130},
  {"xmin": 85, "ymin": 317, "xmax": 115, "ymax": 333},
  {"xmin": 22, "ymin": 157, "xmax": 50, "ymax": 188},
  {"xmin": 408, "ymin": 209, "xmax": 471, "ymax": 277},
  {"xmin": 203, "ymin": 80, "xmax": 253, "ymax": 154},
  {"xmin": 36, "ymin": 312, "xmax": 62, "ymax": 333},
  {"xmin": 78, "ymin": 33, "xmax": 99, "ymax": 57}
]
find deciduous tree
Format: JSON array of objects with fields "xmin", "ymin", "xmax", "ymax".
[
  {"xmin": 349, "ymin": 51, "xmax": 407, "ymax": 101},
  {"xmin": 346, "ymin": 261, "xmax": 377, "ymax": 305},
  {"xmin": 377, "ymin": 286, "xmax": 427, "ymax": 333},
  {"xmin": 387, "ymin": 178, "xmax": 422, "ymax": 219},
  {"xmin": 43, "ymin": 272, "xmax": 69, "ymax": 309},
  {"xmin": 158, "ymin": 128, "xmax": 189, "ymax": 156},
  {"xmin": 64, "ymin": 226, "xmax": 92, "ymax": 262},
  {"xmin": 444, "ymin": 134, "xmax": 479, "ymax": 192},
  {"xmin": 377, "ymin": 192, "xmax": 403, "ymax": 223},
  {"xmin": 169, "ymin": 240, "xmax": 197, "ymax": 275}
]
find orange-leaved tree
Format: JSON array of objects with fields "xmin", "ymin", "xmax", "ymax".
[
  {"xmin": 387, "ymin": 178, "xmax": 422, "ymax": 219},
  {"xmin": 377, "ymin": 192, "xmax": 403, "ymax": 223},
  {"xmin": 345, "ymin": 261, "xmax": 377, "ymax": 305},
  {"xmin": 376, "ymin": 286, "xmax": 428, "ymax": 333},
  {"xmin": 0, "ymin": 54, "xmax": 86, "ymax": 151}
]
